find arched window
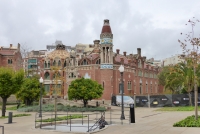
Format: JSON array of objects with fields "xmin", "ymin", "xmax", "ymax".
[
  {"xmin": 82, "ymin": 59, "xmax": 88, "ymax": 65},
  {"xmin": 44, "ymin": 61, "xmax": 47, "ymax": 68},
  {"xmin": 128, "ymin": 81, "xmax": 132, "ymax": 90},
  {"xmin": 44, "ymin": 72, "xmax": 50, "ymax": 80},
  {"xmin": 53, "ymin": 72, "xmax": 60, "ymax": 79},
  {"xmin": 96, "ymin": 59, "xmax": 101, "ymax": 64},
  {"xmin": 53, "ymin": 60, "xmax": 56, "ymax": 66},
  {"xmin": 138, "ymin": 59, "xmax": 142, "ymax": 68},
  {"xmin": 58, "ymin": 60, "xmax": 61, "ymax": 66},
  {"xmin": 140, "ymin": 79, "xmax": 142, "ymax": 94},
  {"xmin": 48, "ymin": 61, "xmax": 50, "ymax": 68},
  {"xmin": 64, "ymin": 60, "xmax": 66, "ymax": 67}
]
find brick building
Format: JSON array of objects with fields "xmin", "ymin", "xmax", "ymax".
[
  {"xmin": 0, "ymin": 43, "xmax": 22, "ymax": 70},
  {"xmin": 40, "ymin": 19, "xmax": 162, "ymax": 100}
]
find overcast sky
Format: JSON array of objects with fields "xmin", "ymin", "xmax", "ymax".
[{"xmin": 1, "ymin": 0, "xmax": 200, "ymax": 60}]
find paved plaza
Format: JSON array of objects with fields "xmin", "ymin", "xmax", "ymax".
[{"xmin": 0, "ymin": 106, "xmax": 199, "ymax": 134}]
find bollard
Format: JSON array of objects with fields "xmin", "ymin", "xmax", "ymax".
[
  {"xmin": 8, "ymin": 112, "xmax": 13, "ymax": 124},
  {"xmin": 130, "ymin": 104, "xmax": 135, "ymax": 123}
]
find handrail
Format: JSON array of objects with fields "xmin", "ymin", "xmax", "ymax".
[
  {"xmin": 0, "ymin": 125, "xmax": 4, "ymax": 134},
  {"xmin": 87, "ymin": 112, "xmax": 105, "ymax": 132}
]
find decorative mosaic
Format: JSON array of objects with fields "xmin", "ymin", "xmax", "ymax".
[
  {"xmin": 101, "ymin": 38, "xmax": 112, "ymax": 44},
  {"xmin": 100, "ymin": 64, "xmax": 113, "ymax": 69}
]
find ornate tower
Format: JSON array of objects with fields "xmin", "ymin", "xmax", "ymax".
[{"xmin": 100, "ymin": 19, "xmax": 113, "ymax": 69}]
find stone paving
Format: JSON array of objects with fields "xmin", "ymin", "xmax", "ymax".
[{"xmin": 0, "ymin": 106, "xmax": 199, "ymax": 134}]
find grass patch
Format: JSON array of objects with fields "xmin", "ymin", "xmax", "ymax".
[
  {"xmin": 173, "ymin": 115, "xmax": 200, "ymax": 127},
  {"xmin": 155, "ymin": 106, "xmax": 200, "ymax": 111},
  {"xmin": 36, "ymin": 115, "xmax": 86, "ymax": 122},
  {"xmin": 18, "ymin": 104, "xmax": 106, "ymax": 112},
  {"xmin": 0, "ymin": 114, "xmax": 31, "ymax": 119}
]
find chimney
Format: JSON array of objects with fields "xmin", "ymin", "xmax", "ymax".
[
  {"xmin": 116, "ymin": 49, "xmax": 120, "ymax": 54},
  {"xmin": 137, "ymin": 48, "xmax": 141, "ymax": 56},
  {"xmin": 123, "ymin": 51, "xmax": 126, "ymax": 56},
  {"xmin": 143, "ymin": 56, "xmax": 146, "ymax": 61},
  {"xmin": 18, "ymin": 43, "xmax": 20, "ymax": 50},
  {"xmin": 10, "ymin": 44, "xmax": 13, "ymax": 48}
]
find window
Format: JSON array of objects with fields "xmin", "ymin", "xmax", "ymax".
[
  {"xmin": 44, "ymin": 72, "xmax": 50, "ymax": 80},
  {"xmin": 44, "ymin": 84, "xmax": 50, "ymax": 94},
  {"xmin": 102, "ymin": 81, "xmax": 104, "ymax": 89},
  {"xmin": 58, "ymin": 60, "xmax": 61, "ymax": 66},
  {"xmin": 82, "ymin": 59, "xmax": 88, "ymax": 65},
  {"xmin": 128, "ymin": 81, "xmax": 132, "ymax": 90},
  {"xmin": 138, "ymin": 59, "xmax": 142, "ymax": 68},
  {"xmin": 53, "ymin": 60, "xmax": 56, "ymax": 66},
  {"xmin": 146, "ymin": 83, "xmax": 148, "ymax": 93},
  {"xmin": 64, "ymin": 60, "xmax": 66, "ymax": 67},
  {"xmin": 8, "ymin": 59, "xmax": 12, "ymax": 64},
  {"xmin": 44, "ymin": 61, "xmax": 47, "ymax": 68},
  {"xmin": 140, "ymin": 83, "xmax": 142, "ymax": 94},
  {"xmin": 53, "ymin": 72, "xmax": 60, "ymax": 79},
  {"xmin": 96, "ymin": 59, "xmax": 101, "ymax": 64},
  {"xmin": 48, "ymin": 61, "xmax": 50, "ymax": 68},
  {"xmin": 151, "ymin": 84, "xmax": 153, "ymax": 93}
]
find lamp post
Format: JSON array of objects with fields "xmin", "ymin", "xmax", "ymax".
[
  {"xmin": 119, "ymin": 64, "xmax": 125, "ymax": 120},
  {"xmin": 39, "ymin": 77, "xmax": 43, "ymax": 117}
]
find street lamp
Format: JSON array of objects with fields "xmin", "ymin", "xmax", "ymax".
[
  {"xmin": 119, "ymin": 64, "xmax": 125, "ymax": 120},
  {"xmin": 39, "ymin": 77, "xmax": 43, "ymax": 117}
]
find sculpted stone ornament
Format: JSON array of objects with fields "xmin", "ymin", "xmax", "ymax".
[{"xmin": 56, "ymin": 44, "xmax": 66, "ymax": 50}]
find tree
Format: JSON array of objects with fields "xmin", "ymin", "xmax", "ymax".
[
  {"xmin": 178, "ymin": 18, "xmax": 200, "ymax": 119},
  {"xmin": 158, "ymin": 66, "xmax": 171, "ymax": 86},
  {"xmin": 68, "ymin": 78, "xmax": 104, "ymax": 107},
  {"xmin": 0, "ymin": 67, "xmax": 24, "ymax": 117},
  {"xmin": 16, "ymin": 75, "xmax": 44, "ymax": 106}
]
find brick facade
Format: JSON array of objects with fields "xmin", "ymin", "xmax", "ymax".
[
  {"xmin": 0, "ymin": 43, "xmax": 22, "ymax": 70},
  {"xmin": 40, "ymin": 19, "xmax": 163, "ymax": 100}
]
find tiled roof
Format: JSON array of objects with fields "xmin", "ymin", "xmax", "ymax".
[
  {"xmin": 114, "ymin": 54, "xmax": 129, "ymax": 64},
  {"xmin": 86, "ymin": 53, "xmax": 99, "ymax": 60}
]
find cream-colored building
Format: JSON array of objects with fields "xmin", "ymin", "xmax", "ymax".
[{"xmin": 163, "ymin": 54, "xmax": 184, "ymax": 66}]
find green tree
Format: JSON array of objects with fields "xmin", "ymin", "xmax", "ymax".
[
  {"xmin": 157, "ymin": 66, "xmax": 171, "ymax": 86},
  {"xmin": 68, "ymin": 78, "xmax": 104, "ymax": 107},
  {"xmin": 16, "ymin": 75, "xmax": 44, "ymax": 106},
  {"xmin": 164, "ymin": 61, "xmax": 194, "ymax": 105},
  {"xmin": 0, "ymin": 67, "xmax": 24, "ymax": 117}
]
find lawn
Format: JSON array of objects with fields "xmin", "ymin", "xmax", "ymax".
[
  {"xmin": 155, "ymin": 106, "xmax": 200, "ymax": 111},
  {"xmin": 36, "ymin": 115, "xmax": 86, "ymax": 122},
  {"xmin": 0, "ymin": 114, "xmax": 31, "ymax": 119}
]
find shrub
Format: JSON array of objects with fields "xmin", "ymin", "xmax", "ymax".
[
  {"xmin": 173, "ymin": 115, "xmax": 200, "ymax": 127},
  {"xmin": 17, "ymin": 104, "xmax": 106, "ymax": 112}
]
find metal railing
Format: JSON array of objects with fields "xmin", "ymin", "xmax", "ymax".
[
  {"xmin": 0, "ymin": 125, "xmax": 4, "ymax": 134},
  {"xmin": 35, "ymin": 108, "xmax": 131, "ymax": 132}
]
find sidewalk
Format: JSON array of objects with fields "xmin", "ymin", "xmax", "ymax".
[{"xmin": 0, "ymin": 107, "xmax": 199, "ymax": 134}]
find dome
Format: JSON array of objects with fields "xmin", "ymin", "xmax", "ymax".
[
  {"xmin": 101, "ymin": 19, "xmax": 112, "ymax": 33},
  {"xmin": 47, "ymin": 44, "xmax": 70, "ymax": 59}
]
